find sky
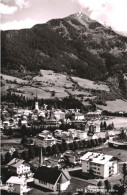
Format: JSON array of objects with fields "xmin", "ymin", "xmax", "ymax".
[{"xmin": 0, "ymin": 0, "xmax": 127, "ymax": 35}]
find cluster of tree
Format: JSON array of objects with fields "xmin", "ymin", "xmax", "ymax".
[
  {"xmin": 1, "ymin": 150, "xmax": 20, "ymax": 165},
  {"xmin": 100, "ymin": 121, "xmax": 114, "ymax": 131},
  {"xmin": 33, "ymin": 137, "xmax": 106, "ymax": 157},
  {"xmin": 2, "ymin": 93, "xmax": 86, "ymax": 111},
  {"xmin": 102, "ymin": 110, "xmax": 127, "ymax": 117},
  {"xmin": 118, "ymin": 72, "xmax": 127, "ymax": 99}
]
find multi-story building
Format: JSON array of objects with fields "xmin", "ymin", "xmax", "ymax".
[
  {"xmin": 7, "ymin": 158, "xmax": 30, "ymax": 175},
  {"xmin": 34, "ymin": 132, "xmax": 57, "ymax": 147},
  {"xmin": 80, "ymin": 152, "xmax": 118, "ymax": 178}
]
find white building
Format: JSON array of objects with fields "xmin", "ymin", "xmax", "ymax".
[
  {"xmin": 7, "ymin": 158, "xmax": 30, "ymax": 175},
  {"xmin": 72, "ymin": 112, "xmax": 84, "ymax": 120},
  {"xmin": 34, "ymin": 132, "xmax": 57, "ymax": 147},
  {"xmin": 76, "ymin": 130, "xmax": 88, "ymax": 140},
  {"xmin": 53, "ymin": 110, "xmax": 65, "ymax": 120},
  {"xmin": 80, "ymin": 152, "xmax": 118, "ymax": 178},
  {"xmin": 6, "ymin": 176, "xmax": 28, "ymax": 194}
]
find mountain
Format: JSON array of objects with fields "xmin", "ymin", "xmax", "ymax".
[{"xmin": 1, "ymin": 12, "xmax": 127, "ymax": 80}]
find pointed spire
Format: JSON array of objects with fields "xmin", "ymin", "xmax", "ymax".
[
  {"xmin": 36, "ymin": 90, "xmax": 38, "ymax": 101},
  {"xmin": 39, "ymin": 147, "xmax": 43, "ymax": 167}
]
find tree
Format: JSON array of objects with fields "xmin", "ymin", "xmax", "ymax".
[
  {"xmin": 104, "ymin": 180, "xmax": 111, "ymax": 193},
  {"xmin": 113, "ymin": 184, "xmax": 120, "ymax": 195},
  {"xmin": 122, "ymin": 163, "xmax": 127, "ymax": 189},
  {"xmin": 21, "ymin": 135, "xmax": 28, "ymax": 146},
  {"xmin": 104, "ymin": 121, "xmax": 107, "ymax": 130},
  {"xmin": 97, "ymin": 181, "xmax": 103, "ymax": 188},
  {"xmin": 78, "ymin": 141, "xmax": 83, "ymax": 149},
  {"xmin": 100, "ymin": 121, "xmax": 104, "ymax": 130},
  {"xmin": 97, "ymin": 180, "xmax": 103, "ymax": 194},
  {"xmin": 69, "ymin": 142, "xmax": 75, "ymax": 151},
  {"xmin": 12, "ymin": 150, "xmax": 19, "ymax": 159},
  {"xmin": 57, "ymin": 144, "xmax": 64, "ymax": 153},
  {"xmin": 52, "ymin": 144, "xmax": 59, "ymax": 154},
  {"xmin": 21, "ymin": 151, "xmax": 28, "ymax": 160},
  {"xmin": 5, "ymin": 152, "xmax": 12, "ymax": 164},
  {"xmin": 98, "ymin": 137, "xmax": 103, "ymax": 144},
  {"xmin": 73, "ymin": 141, "xmax": 79, "ymax": 150},
  {"xmin": 46, "ymin": 146, "xmax": 53, "ymax": 156},
  {"xmin": 28, "ymin": 147, "xmax": 35, "ymax": 159},
  {"xmin": 91, "ymin": 139, "xmax": 97, "ymax": 147},
  {"xmin": 103, "ymin": 138, "xmax": 106, "ymax": 143},
  {"xmin": 1, "ymin": 153, "xmax": 4, "ymax": 165},
  {"xmin": 62, "ymin": 142, "xmax": 69, "ymax": 152},
  {"xmin": 87, "ymin": 140, "xmax": 92, "ymax": 148},
  {"xmin": 82, "ymin": 140, "xmax": 87, "ymax": 148}
]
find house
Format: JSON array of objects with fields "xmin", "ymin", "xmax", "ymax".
[
  {"xmin": 34, "ymin": 132, "xmax": 57, "ymax": 147},
  {"xmin": 76, "ymin": 130, "xmax": 88, "ymax": 140},
  {"xmin": 53, "ymin": 110, "xmax": 65, "ymax": 120},
  {"xmin": 64, "ymin": 151, "xmax": 81, "ymax": 165},
  {"xmin": 80, "ymin": 152, "xmax": 118, "ymax": 178},
  {"xmin": 7, "ymin": 158, "xmax": 30, "ymax": 175},
  {"xmin": 54, "ymin": 129, "xmax": 63, "ymax": 137},
  {"xmin": 68, "ymin": 129, "xmax": 77, "ymax": 138},
  {"xmin": 72, "ymin": 112, "xmax": 84, "ymax": 120},
  {"xmin": 34, "ymin": 166, "xmax": 71, "ymax": 191},
  {"xmin": 6, "ymin": 176, "xmax": 28, "ymax": 194},
  {"xmin": 3, "ymin": 121, "xmax": 10, "ymax": 129},
  {"xmin": 89, "ymin": 124, "xmax": 100, "ymax": 133}
]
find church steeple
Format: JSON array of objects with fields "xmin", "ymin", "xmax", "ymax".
[{"xmin": 35, "ymin": 91, "xmax": 39, "ymax": 110}]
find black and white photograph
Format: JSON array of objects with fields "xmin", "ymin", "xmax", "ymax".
[{"xmin": 1, "ymin": 0, "xmax": 127, "ymax": 194}]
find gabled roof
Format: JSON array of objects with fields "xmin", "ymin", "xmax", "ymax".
[
  {"xmin": 34, "ymin": 166, "xmax": 71, "ymax": 185},
  {"xmin": 7, "ymin": 158, "xmax": 25, "ymax": 168}
]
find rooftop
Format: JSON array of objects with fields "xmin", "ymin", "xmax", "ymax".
[
  {"xmin": 7, "ymin": 158, "xmax": 25, "ymax": 168},
  {"xmin": 34, "ymin": 166, "xmax": 71, "ymax": 184},
  {"xmin": 80, "ymin": 152, "xmax": 114, "ymax": 165},
  {"xmin": 6, "ymin": 176, "xmax": 26, "ymax": 184}
]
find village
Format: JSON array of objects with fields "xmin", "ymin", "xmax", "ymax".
[{"xmin": 0, "ymin": 99, "xmax": 127, "ymax": 195}]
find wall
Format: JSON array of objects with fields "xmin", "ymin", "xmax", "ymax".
[
  {"xmin": 34, "ymin": 179, "xmax": 56, "ymax": 191},
  {"xmin": 60, "ymin": 181, "xmax": 70, "ymax": 191}
]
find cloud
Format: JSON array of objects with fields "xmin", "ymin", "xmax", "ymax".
[
  {"xmin": 15, "ymin": 0, "xmax": 30, "ymax": 9},
  {"xmin": 77, "ymin": 0, "xmax": 127, "ymax": 33},
  {"xmin": 0, "ymin": 18, "xmax": 45, "ymax": 30},
  {"xmin": 0, "ymin": 3, "xmax": 17, "ymax": 14}
]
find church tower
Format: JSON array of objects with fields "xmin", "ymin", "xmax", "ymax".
[{"xmin": 35, "ymin": 92, "xmax": 39, "ymax": 110}]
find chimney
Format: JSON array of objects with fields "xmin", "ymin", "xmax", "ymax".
[{"xmin": 39, "ymin": 147, "xmax": 43, "ymax": 167}]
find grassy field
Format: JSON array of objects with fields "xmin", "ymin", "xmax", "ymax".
[
  {"xmin": 1, "ymin": 70, "xmax": 127, "ymax": 114},
  {"xmin": 92, "ymin": 117, "xmax": 127, "ymax": 129},
  {"xmin": 72, "ymin": 76, "xmax": 110, "ymax": 91},
  {"xmin": 98, "ymin": 99, "xmax": 127, "ymax": 112},
  {"xmin": 96, "ymin": 147, "xmax": 127, "ymax": 162}
]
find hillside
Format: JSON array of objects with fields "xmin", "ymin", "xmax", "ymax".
[
  {"xmin": 1, "ymin": 12, "xmax": 127, "ymax": 81},
  {"xmin": 1, "ymin": 70, "xmax": 127, "ymax": 112}
]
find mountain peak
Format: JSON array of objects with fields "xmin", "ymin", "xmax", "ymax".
[{"xmin": 66, "ymin": 12, "xmax": 92, "ymax": 23}]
